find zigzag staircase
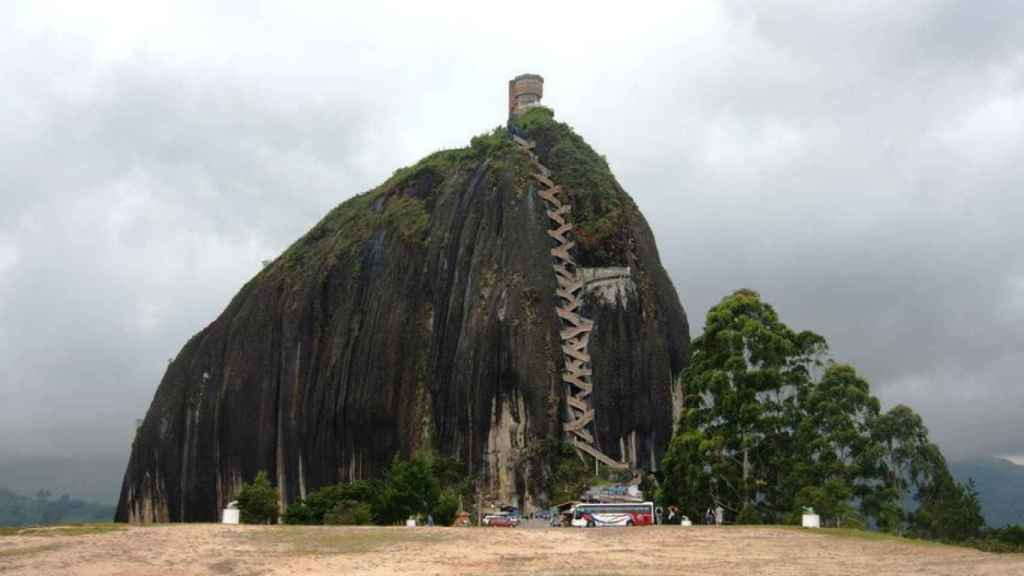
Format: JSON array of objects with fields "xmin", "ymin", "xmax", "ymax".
[{"xmin": 513, "ymin": 134, "xmax": 629, "ymax": 471}]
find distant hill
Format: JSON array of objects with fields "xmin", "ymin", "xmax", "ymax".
[
  {"xmin": 950, "ymin": 457, "xmax": 1024, "ymax": 528},
  {"xmin": 0, "ymin": 453, "xmax": 125, "ymax": 504},
  {"xmin": 0, "ymin": 488, "xmax": 114, "ymax": 527}
]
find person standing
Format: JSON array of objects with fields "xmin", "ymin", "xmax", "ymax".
[{"xmin": 714, "ymin": 505, "xmax": 724, "ymax": 526}]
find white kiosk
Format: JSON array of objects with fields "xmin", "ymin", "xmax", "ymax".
[
  {"xmin": 801, "ymin": 507, "xmax": 820, "ymax": 528},
  {"xmin": 222, "ymin": 500, "xmax": 240, "ymax": 524}
]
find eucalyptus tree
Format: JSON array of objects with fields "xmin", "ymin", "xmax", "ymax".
[
  {"xmin": 869, "ymin": 404, "xmax": 932, "ymax": 531},
  {"xmin": 909, "ymin": 444, "xmax": 985, "ymax": 540},
  {"xmin": 660, "ymin": 289, "xmax": 982, "ymax": 535},
  {"xmin": 662, "ymin": 289, "xmax": 826, "ymax": 521},
  {"xmin": 792, "ymin": 364, "xmax": 888, "ymax": 525},
  {"xmin": 872, "ymin": 405, "xmax": 929, "ymax": 501}
]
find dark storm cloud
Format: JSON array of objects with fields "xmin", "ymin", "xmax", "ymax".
[
  {"xmin": 0, "ymin": 34, "xmax": 388, "ymax": 475},
  {"xmin": 594, "ymin": 0, "xmax": 1024, "ymax": 459},
  {"xmin": 1, "ymin": 1, "xmax": 1021, "ymax": 501}
]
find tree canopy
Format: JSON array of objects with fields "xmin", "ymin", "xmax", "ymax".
[
  {"xmin": 658, "ymin": 289, "xmax": 984, "ymax": 539},
  {"xmin": 281, "ymin": 451, "xmax": 470, "ymax": 526},
  {"xmin": 236, "ymin": 471, "xmax": 279, "ymax": 524}
]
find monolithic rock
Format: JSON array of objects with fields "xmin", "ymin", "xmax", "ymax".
[{"xmin": 116, "ymin": 106, "xmax": 689, "ymax": 522}]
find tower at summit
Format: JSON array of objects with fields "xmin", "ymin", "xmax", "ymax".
[{"xmin": 508, "ymin": 73, "xmax": 544, "ymax": 116}]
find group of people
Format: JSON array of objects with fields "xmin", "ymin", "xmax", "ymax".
[
  {"xmin": 661, "ymin": 505, "xmax": 724, "ymax": 526},
  {"xmin": 703, "ymin": 506, "xmax": 724, "ymax": 525}
]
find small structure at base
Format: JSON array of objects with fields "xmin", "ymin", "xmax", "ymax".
[
  {"xmin": 222, "ymin": 501, "xmax": 240, "ymax": 525},
  {"xmin": 801, "ymin": 507, "xmax": 821, "ymax": 528},
  {"xmin": 405, "ymin": 517, "xmax": 417, "ymax": 527}
]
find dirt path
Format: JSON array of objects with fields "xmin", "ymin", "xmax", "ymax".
[{"xmin": 1, "ymin": 524, "xmax": 1021, "ymax": 575}]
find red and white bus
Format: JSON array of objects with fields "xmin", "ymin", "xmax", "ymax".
[{"xmin": 570, "ymin": 502, "xmax": 655, "ymax": 527}]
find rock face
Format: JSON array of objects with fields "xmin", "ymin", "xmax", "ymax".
[{"xmin": 115, "ymin": 108, "xmax": 689, "ymax": 522}]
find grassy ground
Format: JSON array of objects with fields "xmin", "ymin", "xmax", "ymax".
[
  {"xmin": 778, "ymin": 526, "xmax": 952, "ymax": 548},
  {"xmin": 0, "ymin": 543, "xmax": 61, "ymax": 560},
  {"xmin": 234, "ymin": 525, "xmax": 455, "ymax": 556},
  {"xmin": 0, "ymin": 523, "xmax": 125, "ymax": 538},
  {"xmin": 1, "ymin": 524, "xmax": 1021, "ymax": 575},
  {"xmin": 779, "ymin": 526, "xmax": 1024, "ymax": 553}
]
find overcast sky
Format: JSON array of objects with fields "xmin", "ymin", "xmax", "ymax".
[{"xmin": 2, "ymin": 1, "xmax": 1022, "ymax": 501}]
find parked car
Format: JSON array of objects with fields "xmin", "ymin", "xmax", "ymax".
[{"xmin": 482, "ymin": 513, "xmax": 519, "ymax": 527}]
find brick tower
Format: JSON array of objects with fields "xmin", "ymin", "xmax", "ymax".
[{"xmin": 508, "ymin": 73, "xmax": 544, "ymax": 116}]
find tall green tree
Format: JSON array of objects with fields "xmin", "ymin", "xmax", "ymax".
[
  {"xmin": 237, "ymin": 470, "xmax": 279, "ymax": 524},
  {"xmin": 792, "ymin": 364, "xmax": 886, "ymax": 526},
  {"xmin": 868, "ymin": 405, "xmax": 985, "ymax": 539},
  {"xmin": 658, "ymin": 428, "xmax": 715, "ymax": 520},
  {"xmin": 660, "ymin": 289, "xmax": 826, "ymax": 522},
  {"xmin": 372, "ymin": 453, "xmax": 440, "ymax": 525},
  {"xmin": 660, "ymin": 288, "xmax": 985, "ymax": 539},
  {"xmin": 873, "ymin": 407, "xmax": 929, "ymax": 493},
  {"xmin": 910, "ymin": 444, "xmax": 985, "ymax": 540},
  {"xmin": 870, "ymin": 405, "xmax": 934, "ymax": 532}
]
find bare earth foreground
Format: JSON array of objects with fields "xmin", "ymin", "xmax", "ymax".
[{"xmin": 2, "ymin": 524, "xmax": 1022, "ymax": 576}]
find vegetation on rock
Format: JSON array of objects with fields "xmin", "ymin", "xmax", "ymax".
[
  {"xmin": 544, "ymin": 441, "xmax": 592, "ymax": 505},
  {"xmin": 511, "ymin": 106, "xmax": 634, "ymax": 267}
]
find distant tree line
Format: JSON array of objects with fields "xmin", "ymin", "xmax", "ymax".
[
  {"xmin": 0, "ymin": 488, "xmax": 113, "ymax": 527},
  {"xmin": 657, "ymin": 289, "xmax": 1021, "ymax": 551}
]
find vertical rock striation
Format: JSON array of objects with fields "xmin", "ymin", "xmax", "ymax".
[{"xmin": 116, "ymin": 107, "xmax": 688, "ymax": 522}]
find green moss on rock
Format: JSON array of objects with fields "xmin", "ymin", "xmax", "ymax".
[{"xmin": 511, "ymin": 107, "xmax": 635, "ymax": 267}]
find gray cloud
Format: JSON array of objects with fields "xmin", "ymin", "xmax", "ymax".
[{"xmin": 1, "ymin": 1, "xmax": 1021, "ymax": 500}]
